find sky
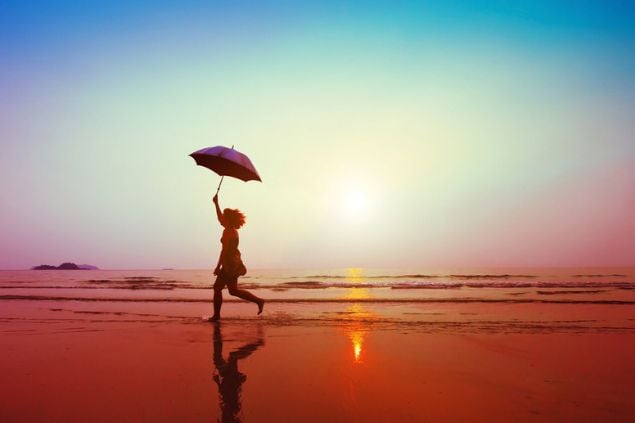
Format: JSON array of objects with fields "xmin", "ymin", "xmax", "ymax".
[{"xmin": 1, "ymin": 0, "xmax": 634, "ymax": 269}]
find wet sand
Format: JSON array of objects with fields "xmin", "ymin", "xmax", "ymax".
[{"xmin": 1, "ymin": 300, "xmax": 634, "ymax": 422}]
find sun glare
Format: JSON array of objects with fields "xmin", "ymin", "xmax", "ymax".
[
  {"xmin": 346, "ymin": 190, "xmax": 367, "ymax": 213},
  {"xmin": 338, "ymin": 183, "xmax": 374, "ymax": 221},
  {"xmin": 350, "ymin": 330, "xmax": 364, "ymax": 363}
]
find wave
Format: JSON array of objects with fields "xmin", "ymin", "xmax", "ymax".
[
  {"xmin": 536, "ymin": 290, "xmax": 607, "ymax": 295},
  {"xmin": 302, "ymin": 274, "xmax": 539, "ymax": 279},
  {"xmin": 4, "ymin": 313, "xmax": 632, "ymax": 335},
  {"xmin": 572, "ymin": 274, "xmax": 627, "ymax": 277},
  {"xmin": 1, "ymin": 294, "xmax": 634, "ymax": 305},
  {"xmin": 2, "ymin": 280, "xmax": 635, "ymax": 291},
  {"xmin": 391, "ymin": 281, "xmax": 635, "ymax": 289}
]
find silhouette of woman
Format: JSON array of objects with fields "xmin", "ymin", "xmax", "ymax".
[
  {"xmin": 209, "ymin": 193, "xmax": 264, "ymax": 321},
  {"xmin": 212, "ymin": 323, "xmax": 264, "ymax": 423}
]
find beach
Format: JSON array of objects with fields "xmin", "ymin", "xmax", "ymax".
[
  {"xmin": 1, "ymin": 268, "xmax": 634, "ymax": 422},
  {"xmin": 4, "ymin": 1, "xmax": 635, "ymax": 421}
]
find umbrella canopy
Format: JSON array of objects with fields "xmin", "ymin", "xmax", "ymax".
[{"xmin": 190, "ymin": 146, "xmax": 262, "ymax": 182}]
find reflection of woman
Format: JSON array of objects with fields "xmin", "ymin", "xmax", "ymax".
[
  {"xmin": 210, "ymin": 194, "xmax": 264, "ymax": 322},
  {"xmin": 213, "ymin": 323, "xmax": 264, "ymax": 423}
]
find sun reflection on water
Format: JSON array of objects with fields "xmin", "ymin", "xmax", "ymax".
[
  {"xmin": 347, "ymin": 267, "xmax": 364, "ymax": 281},
  {"xmin": 344, "ymin": 267, "xmax": 371, "ymax": 300},
  {"xmin": 342, "ymin": 268, "xmax": 373, "ymax": 364},
  {"xmin": 346, "ymin": 306, "xmax": 368, "ymax": 364},
  {"xmin": 350, "ymin": 330, "xmax": 364, "ymax": 363}
]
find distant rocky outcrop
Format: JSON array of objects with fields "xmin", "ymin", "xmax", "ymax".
[
  {"xmin": 32, "ymin": 262, "xmax": 99, "ymax": 270},
  {"xmin": 77, "ymin": 264, "xmax": 99, "ymax": 270},
  {"xmin": 31, "ymin": 264, "xmax": 58, "ymax": 270}
]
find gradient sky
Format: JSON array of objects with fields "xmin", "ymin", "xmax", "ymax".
[{"xmin": 1, "ymin": 1, "xmax": 634, "ymax": 269}]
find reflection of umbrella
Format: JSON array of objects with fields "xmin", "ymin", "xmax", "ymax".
[{"xmin": 189, "ymin": 145, "xmax": 262, "ymax": 193}]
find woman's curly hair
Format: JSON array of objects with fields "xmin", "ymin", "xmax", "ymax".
[{"xmin": 222, "ymin": 208, "xmax": 246, "ymax": 229}]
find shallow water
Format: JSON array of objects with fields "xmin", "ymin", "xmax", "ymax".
[
  {"xmin": 1, "ymin": 267, "xmax": 634, "ymax": 297},
  {"xmin": 1, "ymin": 267, "xmax": 634, "ymax": 332},
  {"xmin": 2, "ymin": 269, "xmax": 635, "ymax": 421},
  {"xmin": 1, "ymin": 301, "xmax": 634, "ymax": 422}
]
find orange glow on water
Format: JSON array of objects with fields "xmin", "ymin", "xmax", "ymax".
[
  {"xmin": 344, "ymin": 267, "xmax": 372, "ymax": 301},
  {"xmin": 345, "ymin": 303, "xmax": 371, "ymax": 364},
  {"xmin": 343, "ymin": 269, "xmax": 372, "ymax": 363},
  {"xmin": 345, "ymin": 288, "xmax": 371, "ymax": 300},
  {"xmin": 350, "ymin": 330, "xmax": 364, "ymax": 363},
  {"xmin": 345, "ymin": 303, "xmax": 373, "ymax": 319},
  {"xmin": 346, "ymin": 267, "xmax": 364, "ymax": 281}
]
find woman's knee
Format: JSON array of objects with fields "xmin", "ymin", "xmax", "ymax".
[{"xmin": 228, "ymin": 287, "xmax": 240, "ymax": 296}]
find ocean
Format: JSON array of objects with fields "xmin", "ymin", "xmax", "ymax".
[{"xmin": 1, "ymin": 267, "xmax": 634, "ymax": 333}]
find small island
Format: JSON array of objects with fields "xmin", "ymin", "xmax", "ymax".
[{"xmin": 32, "ymin": 262, "xmax": 99, "ymax": 270}]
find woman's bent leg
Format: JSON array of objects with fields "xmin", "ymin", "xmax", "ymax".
[
  {"xmin": 228, "ymin": 287, "xmax": 261, "ymax": 303},
  {"xmin": 228, "ymin": 284, "xmax": 265, "ymax": 315}
]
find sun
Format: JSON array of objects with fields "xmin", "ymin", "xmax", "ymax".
[
  {"xmin": 345, "ymin": 189, "xmax": 367, "ymax": 214},
  {"xmin": 329, "ymin": 175, "xmax": 379, "ymax": 223},
  {"xmin": 338, "ymin": 184, "xmax": 374, "ymax": 221}
]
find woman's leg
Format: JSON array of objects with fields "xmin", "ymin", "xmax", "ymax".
[
  {"xmin": 227, "ymin": 287, "xmax": 261, "ymax": 303},
  {"xmin": 228, "ymin": 279, "xmax": 265, "ymax": 314},
  {"xmin": 212, "ymin": 287, "xmax": 223, "ymax": 319},
  {"xmin": 211, "ymin": 275, "xmax": 226, "ymax": 320}
]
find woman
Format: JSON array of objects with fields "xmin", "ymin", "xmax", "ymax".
[{"xmin": 209, "ymin": 193, "xmax": 264, "ymax": 321}]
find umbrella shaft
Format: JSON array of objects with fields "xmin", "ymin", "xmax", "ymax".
[{"xmin": 216, "ymin": 176, "xmax": 225, "ymax": 194}]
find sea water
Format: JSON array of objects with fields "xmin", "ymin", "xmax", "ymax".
[
  {"xmin": 1, "ymin": 268, "xmax": 634, "ymax": 330},
  {"xmin": 2, "ymin": 267, "xmax": 633, "ymax": 302}
]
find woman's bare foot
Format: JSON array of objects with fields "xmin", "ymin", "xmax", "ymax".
[
  {"xmin": 257, "ymin": 299, "xmax": 265, "ymax": 315},
  {"xmin": 208, "ymin": 315, "xmax": 220, "ymax": 322}
]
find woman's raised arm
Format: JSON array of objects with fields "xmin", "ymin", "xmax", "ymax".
[{"xmin": 212, "ymin": 194, "xmax": 224, "ymax": 225}]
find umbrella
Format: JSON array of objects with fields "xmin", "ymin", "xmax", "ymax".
[{"xmin": 189, "ymin": 145, "xmax": 262, "ymax": 194}]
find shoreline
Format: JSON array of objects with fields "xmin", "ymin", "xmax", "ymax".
[
  {"xmin": 1, "ymin": 269, "xmax": 634, "ymax": 421},
  {"xmin": 2, "ymin": 303, "xmax": 634, "ymax": 422}
]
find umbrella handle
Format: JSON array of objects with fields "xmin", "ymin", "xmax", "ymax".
[{"xmin": 215, "ymin": 176, "xmax": 225, "ymax": 195}]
